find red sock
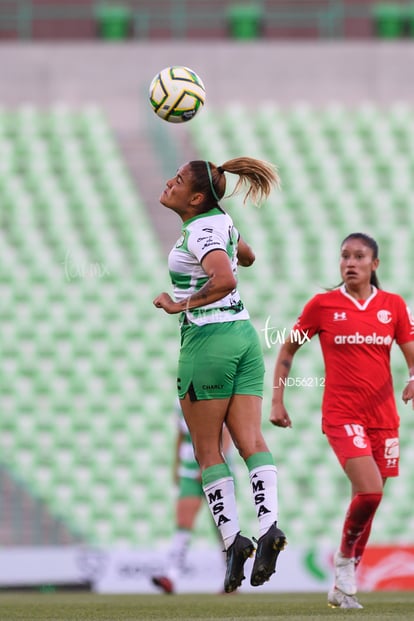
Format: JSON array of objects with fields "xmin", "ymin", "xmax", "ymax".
[
  {"xmin": 340, "ymin": 492, "xmax": 382, "ymax": 558},
  {"xmin": 354, "ymin": 514, "xmax": 374, "ymax": 569}
]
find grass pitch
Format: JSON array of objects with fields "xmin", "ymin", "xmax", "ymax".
[
  {"xmin": 0, "ymin": 591, "xmax": 413, "ymax": 621},
  {"xmin": 0, "ymin": 591, "xmax": 414, "ymax": 621}
]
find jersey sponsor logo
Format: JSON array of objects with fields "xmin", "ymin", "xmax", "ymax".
[
  {"xmin": 377, "ymin": 310, "xmax": 392, "ymax": 324},
  {"xmin": 333, "ymin": 311, "xmax": 347, "ymax": 321},
  {"xmin": 384, "ymin": 437, "xmax": 399, "ymax": 459},
  {"xmin": 334, "ymin": 332, "xmax": 392, "ymax": 345},
  {"xmin": 202, "ymin": 240, "xmax": 221, "ymax": 250}
]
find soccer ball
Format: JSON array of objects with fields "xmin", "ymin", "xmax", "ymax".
[{"xmin": 149, "ymin": 66, "xmax": 206, "ymax": 123}]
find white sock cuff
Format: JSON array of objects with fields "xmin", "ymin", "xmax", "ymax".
[
  {"xmin": 248, "ymin": 464, "xmax": 277, "ymax": 481},
  {"xmin": 202, "ymin": 476, "xmax": 234, "ymax": 493}
]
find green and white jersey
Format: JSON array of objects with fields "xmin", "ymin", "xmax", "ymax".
[{"xmin": 168, "ymin": 207, "xmax": 250, "ymax": 326}]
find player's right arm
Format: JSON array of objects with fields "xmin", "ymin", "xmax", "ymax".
[{"xmin": 270, "ymin": 339, "xmax": 302, "ymax": 428}]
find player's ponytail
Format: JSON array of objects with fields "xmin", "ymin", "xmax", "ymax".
[
  {"xmin": 189, "ymin": 157, "xmax": 280, "ymax": 212},
  {"xmin": 218, "ymin": 157, "xmax": 280, "ymax": 207}
]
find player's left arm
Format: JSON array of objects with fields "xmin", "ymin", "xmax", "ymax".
[
  {"xmin": 399, "ymin": 340, "xmax": 414, "ymax": 408},
  {"xmin": 237, "ymin": 235, "xmax": 255, "ymax": 267}
]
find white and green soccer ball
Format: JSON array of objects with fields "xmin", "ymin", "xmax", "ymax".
[{"xmin": 149, "ymin": 65, "xmax": 206, "ymax": 123}]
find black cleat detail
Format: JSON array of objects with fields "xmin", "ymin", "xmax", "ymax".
[
  {"xmin": 224, "ymin": 533, "xmax": 255, "ymax": 593},
  {"xmin": 250, "ymin": 523, "xmax": 287, "ymax": 587}
]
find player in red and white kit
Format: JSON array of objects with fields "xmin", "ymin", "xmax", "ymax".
[{"xmin": 270, "ymin": 232, "xmax": 414, "ymax": 609}]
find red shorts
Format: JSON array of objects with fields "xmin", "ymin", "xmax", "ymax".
[{"xmin": 324, "ymin": 423, "xmax": 399, "ymax": 478}]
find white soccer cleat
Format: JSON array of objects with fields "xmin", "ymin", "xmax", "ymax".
[
  {"xmin": 334, "ymin": 550, "xmax": 357, "ymax": 595},
  {"xmin": 328, "ymin": 587, "xmax": 363, "ymax": 609}
]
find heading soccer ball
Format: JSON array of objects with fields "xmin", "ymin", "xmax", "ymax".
[{"xmin": 149, "ymin": 66, "xmax": 206, "ymax": 123}]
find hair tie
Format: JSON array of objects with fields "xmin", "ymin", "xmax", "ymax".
[
  {"xmin": 205, "ymin": 161, "xmax": 220, "ymax": 202},
  {"xmin": 217, "ymin": 166, "xmax": 224, "ymax": 174}
]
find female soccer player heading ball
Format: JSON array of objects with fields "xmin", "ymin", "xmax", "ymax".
[
  {"xmin": 270, "ymin": 232, "xmax": 414, "ymax": 609},
  {"xmin": 153, "ymin": 157, "xmax": 286, "ymax": 593}
]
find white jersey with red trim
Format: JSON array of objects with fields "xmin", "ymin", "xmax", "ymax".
[{"xmin": 292, "ymin": 286, "xmax": 414, "ymax": 429}]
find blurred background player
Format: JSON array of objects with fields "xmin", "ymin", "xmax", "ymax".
[
  {"xmin": 270, "ymin": 232, "xmax": 414, "ymax": 609},
  {"xmin": 152, "ymin": 401, "xmax": 233, "ymax": 594}
]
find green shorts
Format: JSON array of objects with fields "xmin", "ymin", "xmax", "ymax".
[
  {"xmin": 178, "ymin": 476, "xmax": 204, "ymax": 498},
  {"xmin": 177, "ymin": 320, "xmax": 264, "ymax": 401}
]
